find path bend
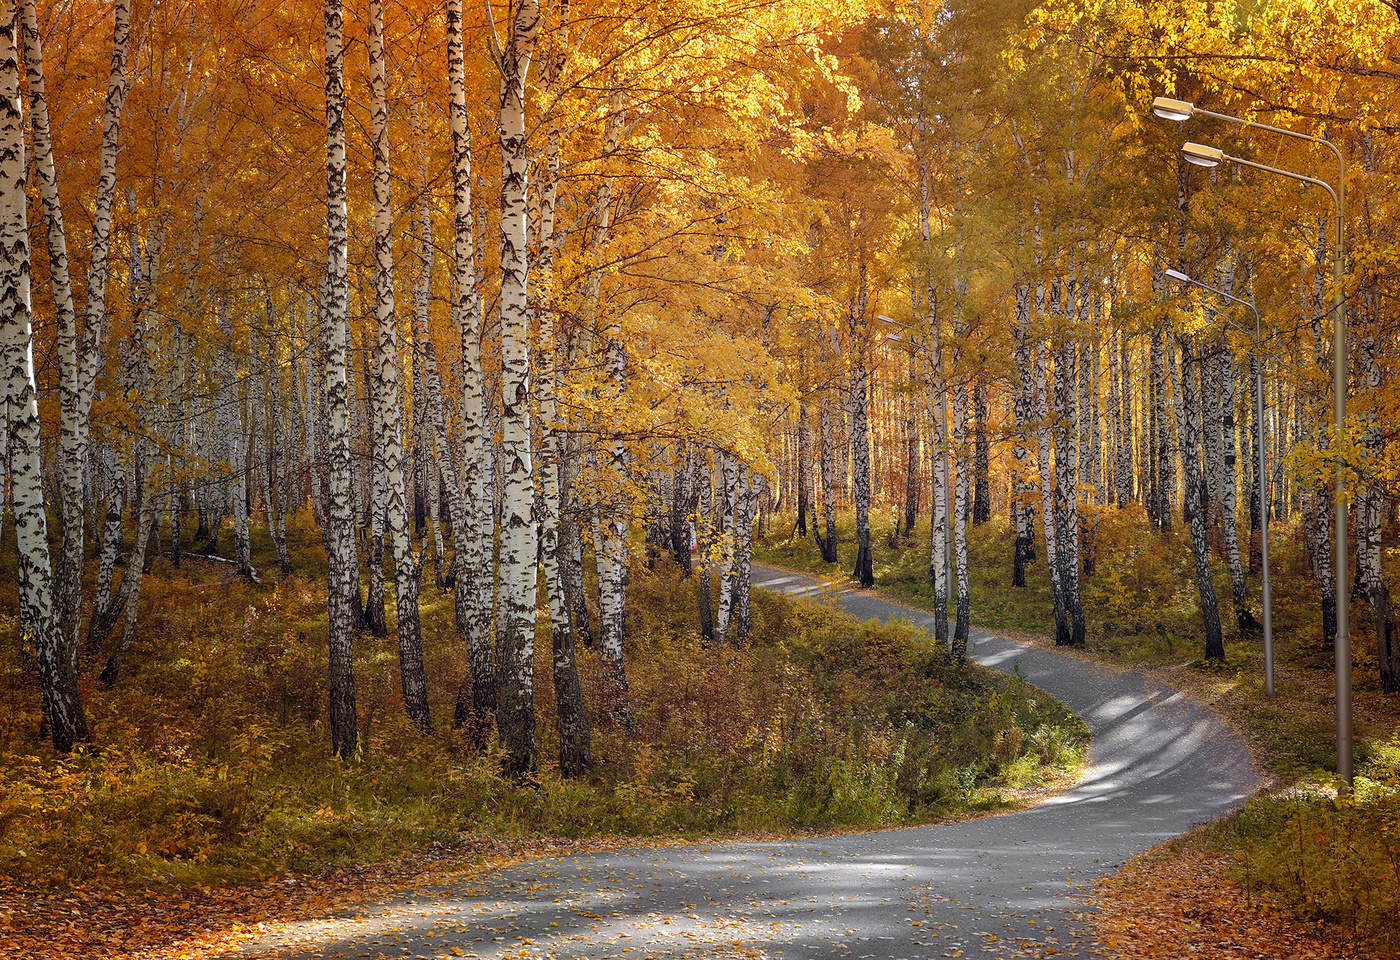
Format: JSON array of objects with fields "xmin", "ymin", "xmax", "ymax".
[{"xmin": 254, "ymin": 564, "xmax": 1258, "ymax": 960}]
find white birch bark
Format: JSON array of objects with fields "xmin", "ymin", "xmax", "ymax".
[
  {"xmin": 321, "ymin": 0, "xmax": 359, "ymax": 759},
  {"xmin": 493, "ymin": 0, "xmax": 542, "ymax": 774},
  {"xmin": 588, "ymin": 89, "xmax": 633, "ymax": 719},
  {"xmin": 818, "ymin": 395, "xmax": 838, "ymax": 562},
  {"xmin": 532, "ymin": 17, "xmax": 591, "ymax": 769},
  {"xmin": 1033, "ymin": 295, "xmax": 1062, "ymax": 623},
  {"xmin": 1, "ymin": 8, "xmax": 85, "ymax": 748},
  {"xmin": 849, "ymin": 279, "xmax": 874, "ymax": 587},
  {"xmin": 1010, "ymin": 279, "xmax": 1035, "ymax": 586},
  {"xmin": 1176, "ymin": 336, "xmax": 1225, "ymax": 659},
  {"xmin": 447, "ymin": 0, "xmax": 495, "ymax": 738},
  {"xmin": 951, "ymin": 296, "xmax": 970, "ymax": 662},
  {"xmin": 368, "ymin": 0, "xmax": 430, "ymax": 731},
  {"xmin": 714, "ymin": 454, "xmax": 739, "ymax": 642}
]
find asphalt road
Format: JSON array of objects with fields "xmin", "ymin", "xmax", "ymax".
[{"xmin": 251, "ymin": 564, "xmax": 1258, "ymax": 960}]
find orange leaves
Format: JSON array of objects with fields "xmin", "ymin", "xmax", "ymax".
[{"xmin": 1094, "ymin": 843, "xmax": 1370, "ymax": 960}]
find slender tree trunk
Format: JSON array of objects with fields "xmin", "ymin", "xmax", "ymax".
[
  {"xmin": 1011, "ymin": 281, "xmax": 1034, "ymax": 587},
  {"xmin": 733, "ymin": 468, "xmax": 759, "ymax": 642},
  {"xmin": 589, "ymin": 91, "xmax": 633, "ymax": 722},
  {"xmin": 21, "ymin": 0, "xmax": 128, "ymax": 671},
  {"xmin": 850, "ymin": 316, "xmax": 874, "ymax": 587},
  {"xmin": 1, "ymin": 10, "xmax": 87, "ymax": 748},
  {"xmin": 1216, "ymin": 347, "xmax": 1254, "ymax": 631},
  {"xmin": 903, "ymin": 352, "xmax": 919, "ymax": 537},
  {"xmin": 321, "ymin": 0, "xmax": 360, "ymax": 760},
  {"xmin": 697, "ymin": 458, "xmax": 715, "ymax": 643},
  {"xmin": 1357, "ymin": 316, "xmax": 1399, "ymax": 691},
  {"xmin": 1052, "ymin": 289, "xmax": 1084, "ymax": 646},
  {"xmin": 1117, "ymin": 330, "xmax": 1133, "ymax": 507},
  {"xmin": 817, "ymin": 396, "xmax": 838, "ymax": 562},
  {"xmin": 532, "ymin": 27, "xmax": 591, "ymax": 770},
  {"xmin": 1177, "ymin": 337, "xmax": 1225, "ymax": 660},
  {"xmin": 494, "ymin": 0, "xmax": 543, "ymax": 775},
  {"xmin": 972, "ymin": 376, "xmax": 989, "ymax": 526},
  {"xmin": 928, "ymin": 345, "xmax": 950, "ymax": 650},
  {"xmin": 951, "ymin": 328, "xmax": 971, "ymax": 663},
  {"xmin": 715, "ymin": 455, "xmax": 739, "ymax": 641},
  {"xmin": 368, "ymin": 0, "xmax": 430, "ymax": 731},
  {"xmin": 446, "ymin": 0, "xmax": 496, "ymax": 740},
  {"xmin": 797, "ymin": 394, "xmax": 811, "ymax": 538}
]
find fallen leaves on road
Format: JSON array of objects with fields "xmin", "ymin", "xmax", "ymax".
[{"xmin": 0, "ymin": 835, "xmax": 651, "ymax": 960}]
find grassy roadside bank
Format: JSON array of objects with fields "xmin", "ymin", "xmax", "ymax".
[
  {"xmin": 0, "ymin": 518, "xmax": 1084, "ymax": 959},
  {"xmin": 756, "ymin": 509, "xmax": 1400, "ymax": 957}
]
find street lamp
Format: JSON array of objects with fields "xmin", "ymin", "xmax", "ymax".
[
  {"xmin": 1165, "ymin": 267, "xmax": 1275, "ymax": 697},
  {"xmin": 1156, "ymin": 99, "xmax": 1351, "ymax": 784},
  {"xmin": 1181, "ymin": 141, "xmax": 1224, "ymax": 167}
]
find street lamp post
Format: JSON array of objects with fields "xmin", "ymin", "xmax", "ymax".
[
  {"xmin": 1153, "ymin": 96, "xmax": 1351, "ymax": 783},
  {"xmin": 1164, "ymin": 268, "xmax": 1274, "ymax": 697}
]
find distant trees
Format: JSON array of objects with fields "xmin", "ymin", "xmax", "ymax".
[{"xmin": 4, "ymin": 0, "xmax": 1400, "ymax": 771}]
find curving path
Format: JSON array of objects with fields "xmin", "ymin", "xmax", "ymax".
[{"xmin": 251, "ymin": 565, "xmax": 1258, "ymax": 960}]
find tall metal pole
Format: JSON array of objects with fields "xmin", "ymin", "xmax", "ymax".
[{"xmin": 1332, "ymin": 177, "xmax": 1350, "ymax": 784}]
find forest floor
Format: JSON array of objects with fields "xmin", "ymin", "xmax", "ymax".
[
  {"xmin": 755, "ymin": 507, "xmax": 1400, "ymax": 958},
  {"xmin": 0, "ymin": 516, "xmax": 1083, "ymax": 960}
]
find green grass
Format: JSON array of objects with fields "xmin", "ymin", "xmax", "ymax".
[
  {"xmin": 0, "ymin": 512, "xmax": 1084, "ymax": 892},
  {"xmin": 759, "ymin": 504, "xmax": 1400, "ymax": 952}
]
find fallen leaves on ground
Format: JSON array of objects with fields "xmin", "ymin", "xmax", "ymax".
[
  {"xmin": 0, "ymin": 835, "xmax": 651, "ymax": 960},
  {"xmin": 1094, "ymin": 838, "xmax": 1376, "ymax": 960}
]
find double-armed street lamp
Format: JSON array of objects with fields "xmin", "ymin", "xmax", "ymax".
[
  {"xmin": 1152, "ymin": 96, "xmax": 1352, "ymax": 783},
  {"xmin": 1164, "ymin": 267, "xmax": 1275, "ymax": 698}
]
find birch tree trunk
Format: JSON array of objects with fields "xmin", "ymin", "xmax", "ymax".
[
  {"xmin": 1216, "ymin": 347, "xmax": 1254, "ymax": 631},
  {"xmin": 1177, "ymin": 336, "xmax": 1225, "ymax": 660},
  {"xmin": 532, "ymin": 21, "xmax": 591, "ymax": 771},
  {"xmin": 1117, "ymin": 330, "xmax": 1133, "ymax": 507},
  {"xmin": 817, "ymin": 395, "xmax": 838, "ymax": 562},
  {"xmin": 903, "ymin": 352, "xmax": 919, "ymax": 537},
  {"xmin": 368, "ymin": 0, "xmax": 430, "ymax": 731},
  {"xmin": 1, "ymin": 8, "xmax": 86, "ymax": 748},
  {"xmin": 849, "ymin": 297, "xmax": 874, "ymax": 588},
  {"xmin": 20, "ymin": 0, "xmax": 129, "ymax": 664},
  {"xmin": 923, "ymin": 316, "xmax": 951, "ymax": 648},
  {"xmin": 972, "ymin": 377, "xmax": 989, "ymax": 526},
  {"xmin": 321, "ymin": 0, "xmax": 360, "ymax": 760},
  {"xmin": 447, "ymin": 0, "xmax": 495, "ymax": 739},
  {"xmin": 797, "ymin": 391, "xmax": 811, "ymax": 538},
  {"xmin": 1052, "ymin": 286, "xmax": 1084, "ymax": 646},
  {"xmin": 361, "ymin": 347, "xmax": 389, "ymax": 637},
  {"xmin": 494, "ymin": 0, "xmax": 543, "ymax": 775},
  {"xmin": 696, "ymin": 457, "xmax": 715, "ymax": 643},
  {"xmin": 1357, "ymin": 312, "xmax": 1398, "ymax": 691},
  {"xmin": 714, "ymin": 455, "xmax": 739, "ymax": 642},
  {"xmin": 733, "ymin": 468, "xmax": 759, "ymax": 642},
  {"xmin": 588, "ymin": 89, "xmax": 633, "ymax": 721},
  {"xmin": 951, "ymin": 308, "xmax": 971, "ymax": 663},
  {"xmin": 1010, "ymin": 281, "xmax": 1034, "ymax": 587}
]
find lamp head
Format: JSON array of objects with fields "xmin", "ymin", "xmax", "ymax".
[
  {"xmin": 1152, "ymin": 96, "xmax": 1195, "ymax": 122},
  {"xmin": 1164, "ymin": 268, "xmax": 1192, "ymax": 284},
  {"xmin": 1182, "ymin": 141, "xmax": 1224, "ymax": 168}
]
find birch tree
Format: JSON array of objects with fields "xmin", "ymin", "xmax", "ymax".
[
  {"xmin": 320, "ymin": 0, "xmax": 359, "ymax": 760},
  {"xmin": 491, "ymin": 0, "xmax": 543, "ymax": 775},
  {"xmin": 367, "ymin": 0, "xmax": 430, "ymax": 731},
  {"xmin": 447, "ymin": 0, "xmax": 495, "ymax": 739},
  {"xmin": 0, "ymin": 4, "xmax": 86, "ymax": 750}
]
